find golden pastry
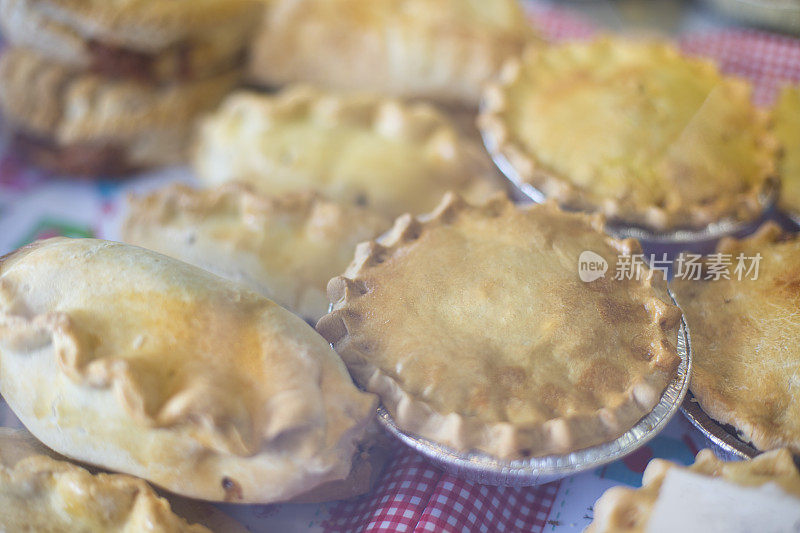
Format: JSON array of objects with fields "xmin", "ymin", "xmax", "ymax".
[
  {"xmin": 123, "ymin": 183, "xmax": 391, "ymax": 322},
  {"xmin": 0, "ymin": 238, "xmax": 377, "ymax": 503},
  {"xmin": 248, "ymin": 0, "xmax": 538, "ymax": 106},
  {"xmin": 317, "ymin": 193, "xmax": 682, "ymax": 459},
  {"xmin": 193, "ymin": 87, "xmax": 504, "ymax": 217},
  {"xmin": 775, "ymin": 85, "xmax": 800, "ymax": 218},
  {"xmin": 479, "ymin": 38, "xmax": 779, "ymax": 232},
  {"xmin": 672, "ymin": 223, "xmax": 800, "ymax": 453},
  {"xmin": 587, "ymin": 448, "xmax": 800, "ymax": 532}
]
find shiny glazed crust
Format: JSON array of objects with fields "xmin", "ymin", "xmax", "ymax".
[
  {"xmin": 317, "ymin": 193, "xmax": 682, "ymax": 459},
  {"xmin": 122, "ymin": 183, "xmax": 391, "ymax": 322},
  {"xmin": 0, "ymin": 238, "xmax": 377, "ymax": 503},
  {"xmin": 193, "ymin": 86, "xmax": 505, "ymax": 218},
  {"xmin": 479, "ymin": 39, "xmax": 779, "ymax": 232},
  {"xmin": 587, "ymin": 448, "xmax": 800, "ymax": 532},
  {"xmin": 247, "ymin": 0, "xmax": 539, "ymax": 106},
  {"xmin": 0, "ymin": 429, "xmax": 213, "ymax": 532},
  {"xmin": 671, "ymin": 223, "xmax": 800, "ymax": 453},
  {"xmin": 0, "ymin": 47, "xmax": 239, "ymax": 168}
]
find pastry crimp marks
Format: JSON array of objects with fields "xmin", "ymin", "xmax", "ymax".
[{"xmin": 318, "ymin": 193, "xmax": 682, "ymax": 460}]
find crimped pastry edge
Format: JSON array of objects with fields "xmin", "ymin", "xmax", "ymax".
[
  {"xmin": 317, "ymin": 192, "xmax": 683, "ymax": 460},
  {"xmin": 675, "ymin": 222, "xmax": 800, "ymax": 454},
  {"xmin": 478, "ymin": 38, "xmax": 780, "ymax": 233},
  {"xmin": 586, "ymin": 448, "xmax": 800, "ymax": 532}
]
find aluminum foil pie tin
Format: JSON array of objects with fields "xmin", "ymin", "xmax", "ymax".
[
  {"xmin": 482, "ymin": 129, "xmax": 780, "ymax": 247},
  {"xmin": 376, "ymin": 310, "xmax": 692, "ymax": 487},
  {"xmin": 681, "ymin": 393, "xmax": 759, "ymax": 461}
]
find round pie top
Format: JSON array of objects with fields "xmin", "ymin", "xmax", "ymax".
[
  {"xmin": 775, "ymin": 85, "xmax": 800, "ymax": 218},
  {"xmin": 587, "ymin": 448, "xmax": 800, "ymax": 532},
  {"xmin": 123, "ymin": 184, "xmax": 391, "ymax": 322},
  {"xmin": 671, "ymin": 224, "xmax": 800, "ymax": 453},
  {"xmin": 317, "ymin": 193, "xmax": 682, "ymax": 459},
  {"xmin": 479, "ymin": 38, "xmax": 778, "ymax": 232},
  {"xmin": 193, "ymin": 87, "xmax": 504, "ymax": 218}
]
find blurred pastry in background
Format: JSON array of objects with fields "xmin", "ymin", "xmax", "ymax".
[
  {"xmin": 193, "ymin": 86, "xmax": 505, "ymax": 218},
  {"xmin": 123, "ymin": 184, "xmax": 391, "ymax": 323},
  {"xmin": 0, "ymin": 0, "xmax": 261, "ymax": 176},
  {"xmin": 480, "ymin": 38, "xmax": 779, "ymax": 233},
  {"xmin": 247, "ymin": 0, "xmax": 539, "ymax": 108},
  {"xmin": 0, "ymin": 48, "xmax": 238, "ymax": 175},
  {"xmin": 774, "ymin": 84, "xmax": 800, "ymax": 220},
  {"xmin": 0, "ymin": 238, "xmax": 379, "ymax": 504},
  {"xmin": 587, "ymin": 448, "xmax": 800, "ymax": 532}
]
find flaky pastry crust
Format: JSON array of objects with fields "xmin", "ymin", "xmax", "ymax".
[
  {"xmin": 122, "ymin": 183, "xmax": 391, "ymax": 322},
  {"xmin": 672, "ymin": 223, "xmax": 800, "ymax": 453},
  {"xmin": 775, "ymin": 85, "xmax": 800, "ymax": 218},
  {"xmin": 479, "ymin": 38, "xmax": 779, "ymax": 232},
  {"xmin": 0, "ymin": 47, "xmax": 238, "ymax": 169},
  {"xmin": 0, "ymin": 428, "xmax": 213, "ymax": 532},
  {"xmin": 248, "ymin": 0, "xmax": 539, "ymax": 106},
  {"xmin": 317, "ymin": 193, "xmax": 682, "ymax": 459},
  {"xmin": 587, "ymin": 448, "xmax": 800, "ymax": 532},
  {"xmin": 0, "ymin": 238, "xmax": 377, "ymax": 503},
  {"xmin": 193, "ymin": 87, "xmax": 505, "ymax": 218}
]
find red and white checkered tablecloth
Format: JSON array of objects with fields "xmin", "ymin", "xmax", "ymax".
[{"xmin": 1, "ymin": 4, "xmax": 799, "ymax": 533}]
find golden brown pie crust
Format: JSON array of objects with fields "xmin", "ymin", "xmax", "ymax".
[
  {"xmin": 317, "ymin": 193, "xmax": 682, "ymax": 459},
  {"xmin": 479, "ymin": 38, "xmax": 779, "ymax": 232},
  {"xmin": 672, "ymin": 223, "xmax": 800, "ymax": 453},
  {"xmin": 587, "ymin": 448, "xmax": 800, "ymax": 532}
]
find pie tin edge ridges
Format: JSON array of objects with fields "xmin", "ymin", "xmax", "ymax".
[
  {"xmin": 680, "ymin": 393, "xmax": 759, "ymax": 461},
  {"xmin": 479, "ymin": 123, "xmax": 780, "ymax": 246},
  {"xmin": 375, "ymin": 296, "xmax": 692, "ymax": 487}
]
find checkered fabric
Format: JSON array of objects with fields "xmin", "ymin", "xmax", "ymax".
[{"xmin": 323, "ymin": 446, "xmax": 561, "ymax": 533}]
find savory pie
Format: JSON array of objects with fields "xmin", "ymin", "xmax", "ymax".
[
  {"xmin": 0, "ymin": 238, "xmax": 378, "ymax": 503},
  {"xmin": 671, "ymin": 223, "xmax": 800, "ymax": 453},
  {"xmin": 0, "ymin": 48, "xmax": 237, "ymax": 175},
  {"xmin": 316, "ymin": 193, "xmax": 683, "ymax": 459},
  {"xmin": 123, "ymin": 183, "xmax": 391, "ymax": 322},
  {"xmin": 247, "ymin": 0, "xmax": 539, "ymax": 106},
  {"xmin": 193, "ymin": 87, "xmax": 504, "ymax": 218},
  {"xmin": 0, "ymin": 0, "xmax": 261, "ymax": 83},
  {"xmin": 775, "ymin": 85, "xmax": 800, "ymax": 219},
  {"xmin": 479, "ymin": 38, "xmax": 779, "ymax": 232},
  {"xmin": 587, "ymin": 448, "xmax": 800, "ymax": 532},
  {"xmin": 0, "ymin": 428, "xmax": 217, "ymax": 532}
]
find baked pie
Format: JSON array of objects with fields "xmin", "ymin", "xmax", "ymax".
[
  {"xmin": 247, "ymin": 0, "xmax": 539, "ymax": 107},
  {"xmin": 123, "ymin": 183, "xmax": 391, "ymax": 322},
  {"xmin": 0, "ymin": 238, "xmax": 378, "ymax": 503},
  {"xmin": 0, "ymin": 428, "xmax": 223, "ymax": 532},
  {"xmin": 316, "ymin": 193, "xmax": 683, "ymax": 459},
  {"xmin": 0, "ymin": 48, "xmax": 237, "ymax": 175},
  {"xmin": 0, "ymin": 0, "xmax": 261, "ymax": 83},
  {"xmin": 193, "ymin": 87, "xmax": 504, "ymax": 218},
  {"xmin": 671, "ymin": 223, "xmax": 800, "ymax": 453},
  {"xmin": 479, "ymin": 38, "xmax": 779, "ymax": 232},
  {"xmin": 587, "ymin": 448, "xmax": 800, "ymax": 532},
  {"xmin": 774, "ymin": 85, "xmax": 800, "ymax": 219}
]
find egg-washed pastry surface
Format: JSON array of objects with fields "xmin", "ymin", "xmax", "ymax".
[
  {"xmin": 0, "ymin": 238, "xmax": 377, "ymax": 503},
  {"xmin": 480, "ymin": 38, "xmax": 778, "ymax": 232},
  {"xmin": 671, "ymin": 223, "xmax": 800, "ymax": 453},
  {"xmin": 587, "ymin": 448, "xmax": 800, "ymax": 532},
  {"xmin": 775, "ymin": 85, "xmax": 800, "ymax": 218},
  {"xmin": 248, "ymin": 0, "xmax": 538, "ymax": 106},
  {"xmin": 317, "ymin": 193, "xmax": 682, "ymax": 459},
  {"xmin": 123, "ymin": 184, "xmax": 391, "ymax": 323},
  {"xmin": 0, "ymin": 48, "xmax": 237, "ymax": 175},
  {"xmin": 0, "ymin": 428, "xmax": 216, "ymax": 533},
  {"xmin": 193, "ymin": 87, "xmax": 504, "ymax": 218},
  {"xmin": 0, "ymin": 0, "xmax": 261, "ymax": 83}
]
